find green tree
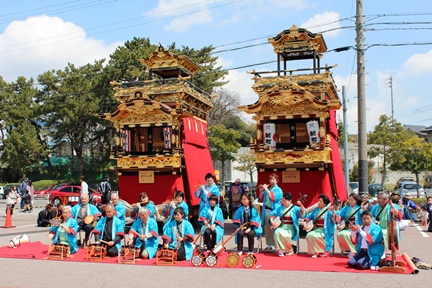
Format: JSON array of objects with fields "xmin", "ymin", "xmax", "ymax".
[
  {"xmin": 233, "ymin": 153, "xmax": 257, "ymax": 183},
  {"xmin": 208, "ymin": 124, "xmax": 241, "ymax": 184},
  {"xmin": 389, "ymin": 136, "xmax": 432, "ymax": 197},
  {"xmin": 337, "ymin": 121, "xmax": 344, "ymax": 148},
  {"xmin": 349, "ymin": 161, "xmax": 374, "ymax": 184},
  {"xmin": 368, "ymin": 115, "xmax": 407, "ymax": 186},
  {"xmin": 37, "ymin": 60, "xmax": 111, "ymax": 177},
  {"xmin": 0, "ymin": 76, "xmax": 49, "ymax": 181}
]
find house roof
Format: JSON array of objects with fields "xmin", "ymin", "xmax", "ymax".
[{"xmin": 403, "ymin": 124, "xmax": 427, "ymax": 136}]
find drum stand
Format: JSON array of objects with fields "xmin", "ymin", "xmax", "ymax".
[
  {"xmin": 118, "ymin": 246, "xmax": 139, "ymax": 264},
  {"xmin": 86, "ymin": 244, "xmax": 107, "ymax": 261},
  {"xmin": 46, "ymin": 244, "xmax": 69, "ymax": 260},
  {"xmin": 155, "ymin": 249, "xmax": 177, "ymax": 266}
]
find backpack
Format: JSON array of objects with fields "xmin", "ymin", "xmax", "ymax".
[
  {"xmin": 99, "ymin": 181, "xmax": 110, "ymax": 195},
  {"xmin": 231, "ymin": 186, "xmax": 242, "ymax": 204}
]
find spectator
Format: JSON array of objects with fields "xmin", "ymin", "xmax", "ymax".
[
  {"xmin": 99, "ymin": 175, "xmax": 112, "ymax": 205},
  {"xmin": 228, "ymin": 178, "xmax": 246, "ymax": 219},
  {"xmin": 422, "ymin": 197, "xmax": 432, "ymax": 232},
  {"xmin": 18, "ymin": 178, "xmax": 28, "ymax": 209},
  {"xmin": 28, "ymin": 180, "xmax": 35, "ymax": 212},
  {"xmin": 22, "ymin": 190, "xmax": 31, "ymax": 212},
  {"xmin": 80, "ymin": 175, "xmax": 89, "ymax": 198},
  {"xmin": 401, "ymin": 193, "xmax": 421, "ymax": 222},
  {"xmin": 5, "ymin": 187, "xmax": 18, "ymax": 217},
  {"xmin": 37, "ymin": 203, "xmax": 56, "ymax": 227}
]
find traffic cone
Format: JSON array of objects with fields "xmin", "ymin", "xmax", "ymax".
[{"xmin": 1, "ymin": 206, "xmax": 16, "ymax": 228}]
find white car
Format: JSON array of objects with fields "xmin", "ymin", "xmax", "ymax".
[
  {"xmin": 395, "ymin": 182, "xmax": 427, "ymax": 198},
  {"xmin": 0, "ymin": 186, "xmax": 4, "ymax": 199}
]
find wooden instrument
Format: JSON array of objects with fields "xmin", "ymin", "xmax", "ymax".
[
  {"xmin": 303, "ymin": 220, "xmax": 315, "ymax": 233},
  {"xmin": 226, "ymin": 252, "xmax": 240, "ymax": 267},
  {"xmin": 242, "ymin": 254, "xmax": 257, "ymax": 268},
  {"xmin": 191, "ymin": 252, "xmax": 206, "ymax": 267},
  {"xmin": 86, "ymin": 243, "xmax": 107, "ymax": 261},
  {"xmin": 46, "ymin": 244, "xmax": 69, "ymax": 260},
  {"xmin": 212, "ymin": 222, "xmax": 249, "ymax": 256},
  {"xmin": 379, "ymin": 210, "xmax": 406, "ymax": 273},
  {"xmin": 272, "ymin": 194, "xmax": 307, "ymax": 229},
  {"xmin": 172, "ymin": 226, "xmax": 182, "ymax": 249},
  {"xmin": 336, "ymin": 220, "xmax": 346, "ymax": 231},
  {"xmin": 119, "ymin": 245, "xmax": 140, "ymax": 264},
  {"xmin": 337, "ymin": 206, "xmax": 361, "ymax": 231},
  {"xmin": 84, "ymin": 215, "xmax": 94, "ymax": 225},
  {"xmin": 190, "ymin": 226, "xmax": 208, "ymax": 266},
  {"xmin": 155, "ymin": 248, "xmax": 177, "ymax": 266},
  {"xmin": 205, "ymin": 254, "xmax": 218, "ymax": 267},
  {"xmin": 303, "ymin": 203, "xmax": 333, "ymax": 232}
]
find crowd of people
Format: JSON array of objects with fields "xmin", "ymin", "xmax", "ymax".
[
  {"xmin": 18, "ymin": 172, "xmax": 431, "ymax": 270},
  {"xmin": 4, "ymin": 178, "xmax": 35, "ymax": 217}
]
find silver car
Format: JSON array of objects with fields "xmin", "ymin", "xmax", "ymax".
[{"xmin": 394, "ymin": 182, "xmax": 428, "ymax": 198}]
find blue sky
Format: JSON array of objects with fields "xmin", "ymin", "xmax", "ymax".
[{"xmin": 1, "ymin": 0, "xmax": 432, "ymax": 134}]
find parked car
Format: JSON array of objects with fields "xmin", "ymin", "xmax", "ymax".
[
  {"xmin": 349, "ymin": 182, "xmax": 359, "ymax": 194},
  {"xmin": 396, "ymin": 177, "xmax": 415, "ymax": 184},
  {"xmin": 394, "ymin": 182, "xmax": 428, "ymax": 198},
  {"xmin": 33, "ymin": 186, "xmax": 52, "ymax": 199},
  {"xmin": 0, "ymin": 184, "xmax": 20, "ymax": 199},
  {"xmin": 48, "ymin": 183, "xmax": 101, "ymax": 206},
  {"xmin": 368, "ymin": 183, "xmax": 386, "ymax": 197}
]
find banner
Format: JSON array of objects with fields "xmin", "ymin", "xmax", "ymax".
[
  {"xmin": 263, "ymin": 123, "xmax": 276, "ymax": 149},
  {"xmin": 122, "ymin": 130, "xmax": 131, "ymax": 152},
  {"xmin": 163, "ymin": 127, "xmax": 172, "ymax": 149},
  {"xmin": 306, "ymin": 120, "xmax": 320, "ymax": 145}
]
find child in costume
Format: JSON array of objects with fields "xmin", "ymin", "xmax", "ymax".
[
  {"xmin": 348, "ymin": 210, "xmax": 384, "ymax": 270},
  {"xmin": 198, "ymin": 195, "xmax": 225, "ymax": 251},
  {"xmin": 162, "ymin": 207, "xmax": 195, "ymax": 261},
  {"xmin": 233, "ymin": 193, "xmax": 262, "ymax": 255}
]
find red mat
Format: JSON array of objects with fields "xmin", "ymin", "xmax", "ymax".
[{"xmin": 0, "ymin": 242, "xmax": 414, "ymax": 274}]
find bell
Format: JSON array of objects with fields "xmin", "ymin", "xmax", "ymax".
[{"xmin": 8, "ymin": 234, "xmax": 30, "ymax": 248}]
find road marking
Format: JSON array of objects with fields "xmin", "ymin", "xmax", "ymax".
[
  {"xmin": 413, "ymin": 223, "xmax": 430, "ymax": 238},
  {"xmin": 15, "ymin": 224, "xmax": 38, "ymax": 229}
]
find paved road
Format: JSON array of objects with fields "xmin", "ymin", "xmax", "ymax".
[{"xmin": 1, "ymin": 199, "xmax": 431, "ymax": 288}]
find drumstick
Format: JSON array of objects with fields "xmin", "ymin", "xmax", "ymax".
[{"xmin": 100, "ymin": 240, "xmax": 111, "ymax": 245}]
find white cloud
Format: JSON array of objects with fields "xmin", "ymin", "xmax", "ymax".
[
  {"xmin": 301, "ymin": 11, "xmax": 341, "ymax": 37},
  {"xmin": 223, "ymin": 69, "xmax": 256, "ymax": 105},
  {"xmin": 163, "ymin": 10, "xmax": 212, "ymax": 32},
  {"xmin": 402, "ymin": 49, "xmax": 432, "ymax": 76},
  {"xmin": 0, "ymin": 15, "xmax": 121, "ymax": 82},
  {"xmin": 147, "ymin": 0, "xmax": 213, "ymax": 32}
]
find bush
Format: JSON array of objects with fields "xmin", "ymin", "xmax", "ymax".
[
  {"xmin": 33, "ymin": 180, "xmax": 60, "ymax": 190},
  {"xmin": 411, "ymin": 198, "xmax": 427, "ymax": 207}
]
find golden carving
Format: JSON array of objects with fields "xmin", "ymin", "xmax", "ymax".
[
  {"xmin": 255, "ymin": 150, "xmax": 331, "ymax": 165},
  {"xmin": 117, "ymin": 155, "xmax": 182, "ymax": 169}
]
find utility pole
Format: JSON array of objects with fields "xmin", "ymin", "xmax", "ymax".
[
  {"xmin": 356, "ymin": 0, "xmax": 368, "ymax": 195},
  {"xmin": 389, "ymin": 76, "xmax": 394, "ymax": 120},
  {"xmin": 342, "ymin": 86, "xmax": 349, "ymax": 197}
]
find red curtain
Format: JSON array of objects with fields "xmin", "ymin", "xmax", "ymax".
[
  {"xmin": 182, "ymin": 118, "xmax": 215, "ymax": 206},
  {"xmin": 118, "ymin": 174, "xmax": 183, "ymax": 205}
]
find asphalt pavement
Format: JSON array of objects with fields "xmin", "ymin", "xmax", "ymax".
[{"xmin": 0, "ymin": 199, "xmax": 431, "ymax": 288}]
